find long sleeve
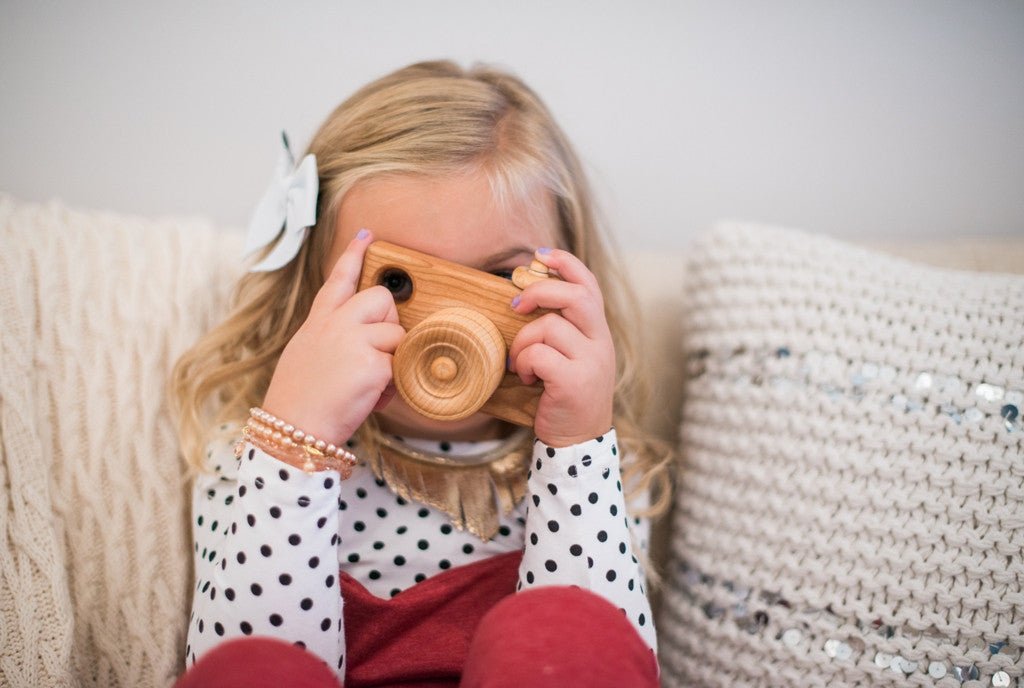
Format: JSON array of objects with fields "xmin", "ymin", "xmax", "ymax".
[
  {"xmin": 517, "ymin": 428, "xmax": 657, "ymax": 651},
  {"xmin": 186, "ymin": 435, "xmax": 347, "ymax": 678}
]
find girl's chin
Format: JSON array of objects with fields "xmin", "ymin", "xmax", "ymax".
[{"xmin": 372, "ymin": 399, "xmax": 513, "ymax": 442}]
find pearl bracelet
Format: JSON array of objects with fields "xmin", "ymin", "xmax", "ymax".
[{"xmin": 238, "ymin": 407, "xmax": 358, "ymax": 478}]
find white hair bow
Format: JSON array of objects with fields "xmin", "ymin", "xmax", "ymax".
[{"xmin": 243, "ymin": 132, "xmax": 319, "ymax": 272}]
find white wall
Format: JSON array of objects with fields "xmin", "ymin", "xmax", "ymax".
[{"xmin": 2, "ymin": 1, "xmax": 1022, "ymax": 250}]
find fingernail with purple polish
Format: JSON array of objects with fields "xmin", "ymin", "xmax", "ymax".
[
  {"xmin": 511, "ymin": 295, "xmax": 521, "ymax": 308},
  {"xmin": 537, "ymin": 247, "xmax": 552, "ymax": 255},
  {"xmin": 356, "ymin": 228, "xmax": 369, "ymax": 240}
]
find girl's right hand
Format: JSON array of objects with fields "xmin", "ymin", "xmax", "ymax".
[{"xmin": 261, "ymin": 229, "xmax": 405, "ymax": 447}]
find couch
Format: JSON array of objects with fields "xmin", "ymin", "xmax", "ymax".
[{"xmin": 1, "ymin": 193, "xmax": 1021, "ymax": 687}]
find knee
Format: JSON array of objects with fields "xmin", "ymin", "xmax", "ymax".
[
  {"xmin": 175, "ymin": 637, "xmax": 342, "ymax": 688},
  {"xmin": 462, "ymin": 586, "xmax": 658, "ymax": 688}
]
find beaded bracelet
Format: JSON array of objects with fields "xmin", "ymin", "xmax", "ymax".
[{"xmin": 237, "ymin": 407, "xmax": 358, "ymax": 478}]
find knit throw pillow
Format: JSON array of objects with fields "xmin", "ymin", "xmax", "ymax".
[{"xmin": 658, "ymin": 223, "xmax": 1024, "ymax": 687}]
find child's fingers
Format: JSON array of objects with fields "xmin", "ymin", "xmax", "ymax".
[
  {"xmin": 311, "ymin": 229, "xmax": 374, "ymax": 315},
  {"xmin": 531, "ymin": 248, "xmax": 600, "ymax": 293},
  {"xmin": 365, "ymin": 322, "xmax": 406, "ymax": 353},
  {"xmin": 512, "ymin": 342, "xmax": 570, "ymax": 387},
  {"xmin": 512, "ymin": 278, "xmax": 606, "ymax": 340},
  {"xmin": 509, "ymin": 313, "xmax": 587, "ymax": 369}
]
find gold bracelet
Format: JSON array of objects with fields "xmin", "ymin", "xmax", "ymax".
[{"xmin": 236, "ymin": 407, "xmax": 358, "ymax": 478}]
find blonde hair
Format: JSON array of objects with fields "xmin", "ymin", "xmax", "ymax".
[{"xmin": 170, "ymin": 59, "xmax": 671, "ymax": 525}]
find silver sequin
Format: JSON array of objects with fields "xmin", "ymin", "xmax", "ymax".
[
  {"xmin": 992, "ymin": 671, "xmax": 1010, "ymax": 687},
  {"xmin": 928, "ymin": 661, "xmax": 947, "ymax": 678},
  {"xmin": 781, "ymin": 628, "xmax": 802, "ymax": 647}
]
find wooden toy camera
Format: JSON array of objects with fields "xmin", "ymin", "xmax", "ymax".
[{"xmin": 357, "ymin": 242, "xmax": 555, "ymax": 427}]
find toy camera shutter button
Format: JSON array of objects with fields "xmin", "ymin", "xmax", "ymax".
[{"xmin": 392, "ymin": 308, "xmax": 506, "ymax": 421}]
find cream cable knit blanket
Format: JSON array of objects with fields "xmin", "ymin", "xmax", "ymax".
[{"xmin": 0, "ymin": 196, "xmax": 239, "ymax": 687}]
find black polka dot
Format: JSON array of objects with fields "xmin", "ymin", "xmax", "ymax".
[
  {"xmin": 602, "ymin": 468, "xmax": 610, "ymax": 479},
  {"xmin": 390, "ymin": 588, "xmax": 401, "ymax": 598},
  {"xmin": 612, "ymin": 445, "xmax": 617, "ymax": 456},
  {"xmin": 547, "ymin": 520, "xmax": 560, "ymax": 533},
  {"xmin": 526, "ymin": 571, "xmax": 535, "ymax": 584},
  {"xmin": 279, "ymin": 573, "xmax": 292, "ymax": 585},
  {"xmin": 214, "ymin": 621, "xmax": 224, "ymax": 635},
  {"xmin": 546, "ymin": 447, "xmax": 555, "ymax": 458},
  {"xmin": 325, "ymin": 575, "xmax": 335, "ymax": 588},
  {"xmin": 376, "ymin": 508, "xmax": 388, "ymax": 518},
  {"xmin": 545, "ymin": 559, "xmax": 557, "ymax": 572},
  {"xmin": 587, "ymin": 557, "xmax": 594, "ymax": 568},
  {"xmin": 297, "ymin": 496, "xmax": 310, "ymax": 507},
  {"xmin": 295, "ymin": 641, "xmax": 305, "ymax": 649},
  {"xmin": 568, "ymin": 465, "xmax": 577, "ymax": 477},
  {"xmin": 532, "ymin": 494, "xmax": 541, "ymax": 507},
  {"xmin": 530, "ymin": 533, "xmax": 539, "ymax": 545},
  {"xmin": 619, "ymin": 542, "xmax": 627, "ymax": 554},
  {"xmin": 324, "ymin": 477, "xmax": 334, "ymax": 489},
  {"xmin": 278, "ymin": 469, "xmax": 289, "ymax": 481},
  {"xmin": 597, "ymin": 530, "xmax": 608, "ymax": 542},
  {"xmin": 535, "ymin": 458, "xmax": 543, "ymax": 470},
  {"xmin": 230, "ymin": 523, "xmax": 237, "ymax": 534},
  {"xmin": 254, "ymin": 477, "xmax": 264, "ymax": 489},
  {"xmin": 248, "ymin": 449, "xmax": 255, "ymax": 460},
  {"xmin": 246, "ymin": 514, "xmax": 256, "ymax": 527},
  {"xmin": 588, "ymin": 492, "xmax": 598, "ymax": 504},
  {"xmin": 353, "ymin": 521, "xmax": 365, "ymax": 532},
  {"xmin": 418, "ymin": 508, "xmax": 429, "ymax": 518},
  {"xmin": 269, "ymin": 614, "xmax": 283, "ymax": 626},
  {"xmin": 499, "ymin": 525, "xmax": 511, "ymax": 537},
  {"xmin": 331, "ymin": 534, "xmax": 339, "ymax": 546},
  {"xmin": 373, "ymin": 541, "xmax": 384, "ymax": 550},
  {"xmin": 338, "ymin": 500, "xmax": 347, "ymax": 511},
  {"xmin": 639, "ymin": 613, "xmax": 646, "ymax": 626},
  {"xmin": 440, "ymin": 524, "xmax": 453, "ymax": 535},
  {"xmin": 462, "ymin": 543, "xmax": 474, "ymax": 554},
  {"xmin": 236, "ymin": 552, "xmax": 246, "ymax": 564},
  {"xmin": 260, "ymin": 544, "xmax": 273, "ymax": 557},
  {"xmin": 357, "ymin": 488, "xmax": 368, "ymax": 499},
  {"xmin": 225, "ymin": 588, "xmax": 235, "ymax": 601},
  {"xmin": 240, "ymin": 621, "xmax": 252, "ymax": 635},
  {"xmin": 569, "ymin": 544, "xmax": 582, "ymax": 556},
  {"xmin": 201, "ymin": 580, "xmax": 210, "ymax": 593},
  {"xmin": 628, "ymin": 579, "xmax": 635, "ymax": 591},
  {"xmin": 396, "ymin": 497, "xmax": 407, "ymax": 506},
  {"xmin": 198, "ymin": 619, "xmax": 204, "ymax": 633},
  {"xmin": 439, "ymin": 559, "xmax": 451, "ymax": 570},
  {"xmin": 396, "ymin": 525, "xmax": 407, "ymax": 534},
  {"xmin": 581, "ymin": 455, "xmax": 592, "ymax": 466},
  {"xmin": 224, "ymin": 495, "xmax": 234, "ymax": 506},
  {"xmin": 301, "ymin": 598, "xmax": 313, "ymax": 611},
  {"xmin": 269, "ymin": 506, "xmax": 281, "ymax": 519},
  {"xmin": 394, "ymin": 555, "xmax": 406, "ymax": 566},
  {"xmin": 368, "ymin": 570, "xmax": 381, "ymax": 580},
  {"xmin": 417, "ymin": 539, "xmax": 429, "ymax": 550},
  {"xmin": 610, "ymin": 504, "xmax": 618, "ymax": 516},
  {"xmin": 288, "ymin": 534, "xmax": 301, "ymax": 546},
  {"xmin": 250, "ymin": 583, "xmax": 262, "ymax": 596},
  {"xmin": 347, "ymin": 553, "xmax": 359, "ymax": 563},
  {"xmin": 606, "ymin": 570, "xmax": 617, "ymax": 582},
  {"xmin": 547, "ymin": 483, "xmax": 557, "ymax": 496},
  {"xmin": 415, "ymin": 573, "xmax": 426, "ymax": 583},
  {"xmin": 321, "ymin": 618, "xmax": 331, "ymax": 632},
  {"xmin": 570, "ymin": 504, "xmax": 582, "ymax": 516},
  {"xmin": 238, "ymin": 485, "xmax": 247, "ymax": 497},
  {"xmin": 197, "ymin": 515, "xmax": 204, "ymax": 526}
]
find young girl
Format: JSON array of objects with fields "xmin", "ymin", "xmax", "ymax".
[{"xmin": 171, "ymin": 60, "xmax": 670, "ymax": 688}]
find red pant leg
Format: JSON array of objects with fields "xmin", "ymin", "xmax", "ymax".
[
  {"xmin": 460, "ymin": 586, "xmax": 659, "ymax": 688},
  {"xmin": 174, "ymin": 637, "xmax": 343, "ymax": 688}
]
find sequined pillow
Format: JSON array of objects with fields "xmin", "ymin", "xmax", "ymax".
[{"xmin": 657, "ymin": 223, "xmax": 1023, "ymax": 687}]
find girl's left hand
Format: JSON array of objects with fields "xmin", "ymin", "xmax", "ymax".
[{"xmin": 508, "ymin": 248, "xmax": 615, "ymax": 448}]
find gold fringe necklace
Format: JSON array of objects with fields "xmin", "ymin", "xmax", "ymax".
[{"xmin": 361, "ymin": 426, "xmax": 533, "ymax": 542}]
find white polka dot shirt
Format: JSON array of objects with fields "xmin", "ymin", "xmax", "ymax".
[{"xmin": 186, "ymin": 428, "xmax": 655, "ymax": 680}]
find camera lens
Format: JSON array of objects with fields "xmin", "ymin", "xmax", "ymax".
[{"xmin": 379, "ymin": 268, "xmax": 413, "ymax": 302}]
